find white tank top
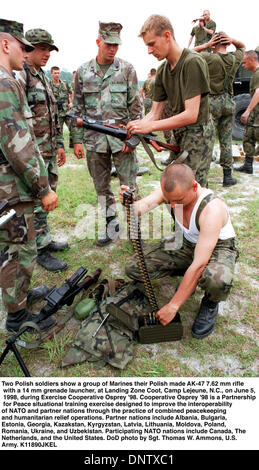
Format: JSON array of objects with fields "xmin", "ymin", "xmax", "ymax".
[{"xmin": 174, "ymin": 190, "xmax": 236, "ymax": 243}]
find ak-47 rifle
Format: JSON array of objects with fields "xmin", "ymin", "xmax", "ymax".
[
  {"xmin": 67, "ymin": 113, "xmax": 182, "ymax": 170},
  {"xmin": 192, "ymin": 17, "xmax": 205, "ymax": 23}
]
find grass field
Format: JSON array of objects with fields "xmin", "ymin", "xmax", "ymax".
[{"xmin": 0, "ymin": 130, "xmax": 258, "ymax": 378}]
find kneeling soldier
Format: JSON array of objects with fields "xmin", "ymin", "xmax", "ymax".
[{"xmin": 120, "ymin": 163, "xmax": 238, "ymax": 338}]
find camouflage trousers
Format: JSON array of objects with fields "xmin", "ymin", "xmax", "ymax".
[
  {"xmin": 170, "ymin": 118, "xmax": 215, "ymax": 187},
  {"xmin": 243, "ymin": 107, "xmax": 259, "ymax": 157},
  {"xmin": 58, "ymin": 114, "xmax": 72, "ymax": 135},
  {"xmin": 34, "ymin": 156, "xmax": 58, "ymax": 250},
  {"xmin": 0, "ymin": 202, "xmax": 36, "ymax": 314},
  {"xmin": 209, "ymin": 94, "xmax": 236, "ymax": 170},
  {"xmin": 125, "ymin": 236, "xmax": 238, "ymax": 303},
  {"xmin": 144, "ymin": 98, "xmax": 152, "ymax": 114},
  {"xmin": 86, "ymin": 148, "xmax": 139, "ymax": 217}
]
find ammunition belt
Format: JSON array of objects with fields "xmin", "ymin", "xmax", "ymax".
[{"xmin": 124, "ymin": 190, "xmax": 159, "ymax": 325}]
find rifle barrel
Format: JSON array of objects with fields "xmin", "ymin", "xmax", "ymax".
[
  {"xmin": 78, "ymin": 117, "xmax": 126, "ymax": 141},
  {"xmin": 74, "ymin": 116, "xmax": 180, "ymax": 153}
]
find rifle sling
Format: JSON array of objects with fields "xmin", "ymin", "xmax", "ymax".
[
  {"xmin": 139, "ymin": 136, "xmax": 188, "ymax": 171},
  {"xmin": 173, "ymin": 150, "xmax": 189, "ymax": 164},
  {"xmin": 138, "ymin": 135, "xmax": 164, "ymax": 171}
]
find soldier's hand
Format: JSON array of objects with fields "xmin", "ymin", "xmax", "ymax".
[
  {"xmin": 127, "ymin": 119, "xmax": 153, "ymax": 136},
  {"xmin": 57, "ymin": 148, "xmax": 66, "ymax": 167},
  {"xmin": 208, "ymin": 35, "xmax": 219, "ymax": 48},
  {"xmin": 156, "ymin": 302, "xmax": 178, "ymax": 326},
  {"xmin": 41, "ymin": 190, "xmax": 58, "ymax": 212},
  {"xmin": 122, "ymin": 143, "xmax": 135, "ymax": 154},
  {"xmin": 241, "ymin": 110, "xmax": 249, "ymax": 124},
  {"xmin": 119, "ymin": 185, "xmax": 131, "ymax": 204},
  {"xmin": 217, "ymin": 33, "xmax": 231, "ymax": 46},
  {"xmin": 74, "ymin": 143, "xmax": 85, "ymax": 159}
]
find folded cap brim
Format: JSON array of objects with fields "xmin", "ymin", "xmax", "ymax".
[
  {"xmin": 13, "ymin": 35, "xmax": 35, "ymax": 52},
  {"xmin": 49, "ymin": 44, "xmax": 59, "ymax": 52},
  {"xmin": 104, "ymin": 38, "xmax": 121, "ymax": 45},
  {"xmin": 27, "ymin": 41, "xmax": 59, "ymax": 52}
]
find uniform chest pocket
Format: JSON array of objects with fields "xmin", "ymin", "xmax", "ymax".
[
  {"xmin": 110, "ymin": 83, "xmax": 127, "ymax": 108},
  {"xmin": 82, "ymin": 85, "xmax": 100, "ymax": 108},
  {"xmin": 27, "ymin": 87, "xmax": 46, "ymax": 106}
]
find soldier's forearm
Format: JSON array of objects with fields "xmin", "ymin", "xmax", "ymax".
[
  {"xmin": 246, "ymin": 89, "xmax": 259, "ymax": 114},
  {"xmin": 230, "ymin": 38, "xmax": 245, "ymax": 50},
  {"xmin": 194, "ymin": 41, "xmax": 211, "ymax": 52},
  {"xmin": 169, "ymin": 263, "xmax": 206, "ymax": 310},
  {"xmin": 203, "ymin": 26, "xmax": 214, "ymax": 35}
]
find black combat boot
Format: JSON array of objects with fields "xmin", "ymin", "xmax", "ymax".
[
  {"xmin": 46, "ymin": 240, "xmax": 69, "ymax": 252},
  {"xmin": 235, "ymin": 156, "xmax": 253, "ymax": 174},
  {"xmin": 96, "ymin": 216, "xmax": 120, "ymax": 247},
  {"xmin": 223, "ymin": 169, "xmax": 237, "ymax": 186},
  {"xmin": 6, "ymin": 309, "xmax": 56, "ymax": 333},
  {"xmin": 37, "ymin": 247, "xmax": 68, "ymax": 272},
  {"xmin": 191, "ymin": 295, "xmax": 219, "ymax": 339},
  {"xmin": 27, "ymin": 285, "xmax": 50, "ymax": 305}
]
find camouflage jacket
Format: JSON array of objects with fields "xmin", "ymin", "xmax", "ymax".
[
  {"xmin": 16, "ymin": 62, "xmax": 64, "ymax": 158},
  {"xmin": 71, "ymin": 57, "xmax": 143, "ymax": 153},
  {"xmin": 51, "ymin": 79, "xmax": 72, "ymax": 116},
  {"xmin": 0, "ymin": 66, "xmax": 50, "ymax": 205}
]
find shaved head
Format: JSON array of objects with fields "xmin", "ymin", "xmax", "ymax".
[{"xmin": 161, "ymin": 163, "xmax": 195, "ymax": 193}]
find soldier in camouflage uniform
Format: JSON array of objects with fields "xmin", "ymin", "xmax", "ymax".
[
  {"xmin": 71, "ymin": 21, "xmax": 143, "ymax": 246},
  {"xmin": 16, "ymin": 29, "xmax": 68, "ymax": 272},
  {"xmin": 0, "ymin": 19, "xmax": 58, "ymax": 332},
  {"xmin": 127, "ymin": 15, "xmax": 214, "ymax": 188},
  {"xmin": 71, "ymin": 71, "xmax": 76, "ymax": 96},
  {"xmin": 195, "ymin": 33, "xmax": 245, "ymax": 186},
  {"xmin": 50, "ymin": 66, "xmax": 73, "ymax": 133},
  {"xmin": 140, "ymin": 68, "xmax": 156, "ymax": 114},
  {"xmin": 69, "ymin": 71, "xmax": 77, "ymax": 149},
  {"xmin": 235, "ymin": 50, "xmax": 259, "ymax": 175},
  {"xmin": 120, "ymin": 163, "xmax": 239, "ymax": 339}
]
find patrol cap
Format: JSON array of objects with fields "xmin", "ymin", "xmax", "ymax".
[
  {"xmin": 98, "ymin": 22, "xmax": 122, "ymax": 45},
  {"xmin": 25, "ymin": 29, "xmax": 59, "ymax": 51},
  {"xmin": 0, "ymin": 18, "xmax": 34, "ymax": 51}
]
